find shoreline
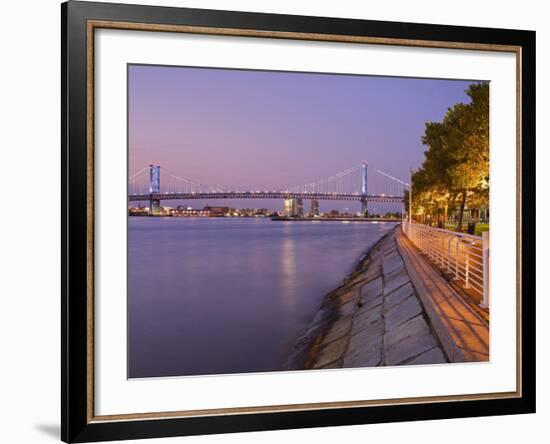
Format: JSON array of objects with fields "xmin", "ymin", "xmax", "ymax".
[
  {"xmin": 283, "ymin": 228, "xmax": 395, "ymax": 370},
  {"xmin": 284, "ymin": 225, "xmax": 452, "ymax": 370},
  {"xmin": 271, "ymin": 217, "xmax": 401, "ymax": 222}
]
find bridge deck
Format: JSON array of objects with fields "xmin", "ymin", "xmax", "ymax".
[{"xmin": 128, "ymin": 191, "xmax": 403, "ymax": 203}]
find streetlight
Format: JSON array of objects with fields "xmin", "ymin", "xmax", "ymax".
[{"xmin": 409, "ymin": 167, "xmax": 413, "ymax": 224}]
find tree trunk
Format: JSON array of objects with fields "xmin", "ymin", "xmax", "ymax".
[{"xmin": 456, "ymin": 190, "xmax": 467, "ymax": 232}]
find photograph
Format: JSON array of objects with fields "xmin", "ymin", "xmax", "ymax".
[
  {"xmin": 126, "ymin": 64, "xmax": 490, "ymax": 378},
  {"xmin": 0, "ymin": 0, "xmax": 542, "ymax": 442}
]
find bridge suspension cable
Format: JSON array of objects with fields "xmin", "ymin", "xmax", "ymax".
[
  {"xmin": 375, "ymin": 169, "xmax": 410, "ymax": 187},
  {"xmin": 128, "ymin": 163, "xmax": 409, "ymax": 203},
  {"xmin": 160, "ymin": 166, "xmax": 226, "ymax": 194},
  {"xmin": 286, "ymin": 165, "xmax": 363, "ymax": 195},
  {"xmin": 129, "ymin": 166, "xmax": 149, "ymax": 181}
]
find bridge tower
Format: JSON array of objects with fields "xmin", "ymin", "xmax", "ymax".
[
  {"xmin": 361, "ymin": 161, "xmax": 368, "ymax": 216},
  {"xmin": 149, "ymin": 164, "xmax": 161, "ymax": 215}
]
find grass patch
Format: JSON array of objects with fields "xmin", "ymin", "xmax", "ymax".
[
  {"xmin": 443, "ymin": 222, "xmax": 489, "ymax": 237},
  {"xmin": 475, "ymin": 223, "xmax": 489, "ymax": 236}
]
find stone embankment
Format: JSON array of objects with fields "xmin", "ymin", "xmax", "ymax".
[{"xmin": 286, "ymin": 225, "xmax": 489, "ymax": 370}]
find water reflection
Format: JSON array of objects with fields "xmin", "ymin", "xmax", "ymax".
[
  {"xmin": 281, "ymin": 223, "xmax": 297, "ymax": 314},
  {"xmin": 128, "ymin": 218, "xmax": 395, "ymax": 378}
]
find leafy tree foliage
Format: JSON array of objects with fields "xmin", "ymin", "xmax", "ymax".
[{"xmin": 410, "ymin": 82, "xmax": 489, "ymax": 230}]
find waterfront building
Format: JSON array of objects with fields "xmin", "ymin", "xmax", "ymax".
[
  {"xmin": 128, "ymin": 206, "xmax": 149, "ymax": 216},
  {"xmin": 283, "ymin": 198, "xmax": 304, "ymax": 217},
  {"xmin": 293, "ymin": 198, "xmax": 304, "ymax": 217},
  {"xmin": 283, "ymin": 198, "xmax": 293, "ymax": 217},
  {"xmin": 310, "ymin": 199, "xmax": 319, "ymax": 216},
  {"xmin": 203, "ymin": 206, "xmax": 231, "ymax": 216},
  {"xmin": 176, "ymin": 208, "xmax": 210, "ymax": 217}
]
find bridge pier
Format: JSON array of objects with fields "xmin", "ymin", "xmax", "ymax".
[{"xmin": 361, "ymin": 198, "xmax": 368, "ymax": 217}]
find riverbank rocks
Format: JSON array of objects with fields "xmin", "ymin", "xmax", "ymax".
[{"xmin": 284, "ymin": 227, "xmax": 448, "ymax": 370}]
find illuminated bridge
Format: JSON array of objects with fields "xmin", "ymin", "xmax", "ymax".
[
  {"xmin": 129, "ymin": 191, "xmax": 403, "ymax": 203},
  {"xmin": 129, "ymin": 163, "xmax": 408, "ymax": 215}
]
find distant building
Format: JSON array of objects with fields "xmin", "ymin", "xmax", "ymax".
[
  {"xmin": 283, "ymin": 198, "xmax": 304, "ymax": 217},
  {"xmin": 293, "ymin": 198, "xmax": 304, "ymax": 217},
  {"xmin": 310, "ymin": 199, "xmax": 319, "ymax": 216},
  {"xmin": 283, "ymin": 198, "xmax": 293, "ymax": 217},
  {"xmin": 128, "ymin": 206, "xmax": 149, "ymax": 216},
  {"xmin": 171, "ymin": 207, "xmax": 210, "ymax": 217},
  {"xmin": 203, "ymin": 206, "xmax": 231, "ymax": 216}
]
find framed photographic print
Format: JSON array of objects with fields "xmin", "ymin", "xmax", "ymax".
[{"xmin": 61, "ymin": 1, "xmax": 536, "ymax": 442}]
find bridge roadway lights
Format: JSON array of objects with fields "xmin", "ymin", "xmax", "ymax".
[{"xmin": 129, "ymin": 192, "xmax": 404, "ymax": 203}]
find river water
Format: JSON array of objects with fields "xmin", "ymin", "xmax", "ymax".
[{"xmin": 128, "ymin": 217, "xmax": 397, "ymax": 378}]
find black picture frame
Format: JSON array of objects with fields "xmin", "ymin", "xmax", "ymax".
[{"xmin": 62, "ymin": 1, "xmax": 536, "ymax": 442}]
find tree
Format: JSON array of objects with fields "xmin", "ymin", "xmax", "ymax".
[{"xmin": 414, "ymin": 82, "xmax": 489, "ymax": 231}]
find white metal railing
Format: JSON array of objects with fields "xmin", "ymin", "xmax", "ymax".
[{"xmin": 402, "ymin": 220, "xmax": 489, "ymax": 309}]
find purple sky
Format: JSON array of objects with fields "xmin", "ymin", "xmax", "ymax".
[{"xmin": 128, "ymin": 64, "xmax": 475, "ymax": 213}]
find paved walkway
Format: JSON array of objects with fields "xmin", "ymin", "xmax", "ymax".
[
  {"xmin": 286, "ymin": 225, "xmax": 489, "ymax": 371},
  {"xmin": 396, "ymin": 229, "xmax": 489, "ymax": 362}
]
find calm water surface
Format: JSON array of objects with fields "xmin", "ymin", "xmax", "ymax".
[{"xmin": 128, "ymin": 217, "xmax": 396, "ymax": 378}]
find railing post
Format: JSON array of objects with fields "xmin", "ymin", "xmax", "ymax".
[
  {"xmin": 454, "ymin": 238, "xmax": 460, "ymax": 280},
  {"xmin": 464, "ymin": 243, "xmax": 471, "ymax": 289},
  {"xmin": 430, "ymin": 231, "xmax": 437, "ymax": 263},
  {"xmin": 480, "ymin": 231, "xmax": 490, "ymax": 308},
  {"xmin": 439, "ymin": 236, "xmax": 445, "ymax": 268},
  {"xmin": 447, "ymin": 237, "xmax": 452, "ymax": 273},
  {"xmin": 403, "ymin": 224, "xmax": 487, "ymax": 309}
]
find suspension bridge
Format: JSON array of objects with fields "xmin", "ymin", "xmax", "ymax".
[{"xmin": 128, "ymin": 162, "xmax": 408, "ymax": 215}]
